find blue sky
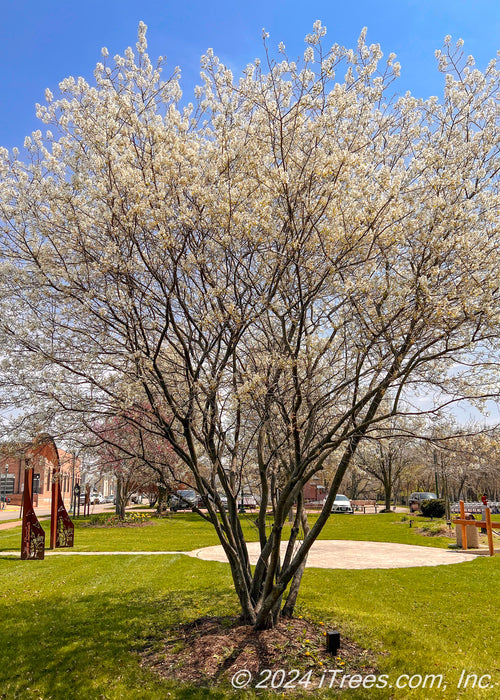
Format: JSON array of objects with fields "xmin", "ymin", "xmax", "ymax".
[{"xmin": 1, "ymin": 0, "xmax": 499, "ymax": 150}]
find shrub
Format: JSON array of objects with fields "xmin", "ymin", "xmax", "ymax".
[
  {"xmin": 76, "ymin": 512, "xmax": 151, "ymax": 527},
  {"xmin": 420, "ymin": 499, "xmax": 446, "ymax": 518}
]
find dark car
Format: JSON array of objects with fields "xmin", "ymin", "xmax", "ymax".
[
  {"xmin": 409, "ymin": 492, "xmax": 437, "ymax": 512},
  {"xmin": 168, "ymin": 489, "xmax": 199, "ymax": 512}
]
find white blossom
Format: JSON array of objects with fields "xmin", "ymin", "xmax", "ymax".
[{"xmin": 0, "ymin": 20, "xmax": 498, "ymax": 630}]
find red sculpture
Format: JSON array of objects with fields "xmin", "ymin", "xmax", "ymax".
[
  {"xmin": 21, "ymin": 435, "xmax": 74, "ymax": 558},
  {"xmin": 21, "ymin": 463, "xmax": 45, "ymax": 560}
]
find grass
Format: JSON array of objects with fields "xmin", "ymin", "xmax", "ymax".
[
  {"xmin": 316, "ymin": 512, "xmax": 454, "ymax": 548},
  {"xmin": 0, "ymin": 512, "xmax": 222, "ymax": 552},
  {"xmin": 0, "ymin": 511, "xmax": 498, "ymax": 699},
  {"xmin": 302, "ymin": 557, "xmax": 500, "ymax": 699},
  {"xmin": 0, "ymin": 511, "xmax": 454, "ymax": 553},
  {"xmin": 0, "ymin": 553, "xmax": 236, "ymax": 699}
]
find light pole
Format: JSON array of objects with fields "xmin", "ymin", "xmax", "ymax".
[
  {"xmin": 433, "ymin": 449, "xmax": 440, "ymax": 498},
  {"xmin": 69, "ymin": 453, "xmax": 76, "ymax": 515},
  {"xmin": 1, "ymin": 465, "xmax": 8, "ymax": 509}
]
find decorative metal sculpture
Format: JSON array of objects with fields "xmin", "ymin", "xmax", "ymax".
[
  {"xmin": 21, "ymin": 434, "xmax": 74, "ymax": 558},
  {"xmin": 21, "ymin": 464, "xmax": 45, "ymax": 560},
  {"xmin": 40, "ymin": 435, "xmax": 75, "ymax": 549}
]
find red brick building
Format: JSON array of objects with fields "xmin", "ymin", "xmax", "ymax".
[
  {"xmin": 303, "ymin": 474, "xmax": 327, "ymax": 503},
  {"xmin": 0, "ymin": 442, "xmax": 81, "ymax": 507}
]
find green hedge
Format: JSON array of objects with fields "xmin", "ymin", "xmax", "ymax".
[{"xmin": 420, "ymin": 498, "xmax": 446, "ymax": 518}]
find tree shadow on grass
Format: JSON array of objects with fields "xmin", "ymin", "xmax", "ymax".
[{"xmin": 0, "ymin": 557, "xmax": 237, "ymax": 699}]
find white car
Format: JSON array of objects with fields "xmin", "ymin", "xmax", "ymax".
[{"xmin": 328, "ymin": 494, "xmax": 353, "ymax": 514}]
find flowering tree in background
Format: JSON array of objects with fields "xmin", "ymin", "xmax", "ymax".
[
  {"xmin": 424, "ymin": 422, "xmax": 500, "ymax": 507},
  {"xmin": 94, "ymin": 411, "xmax": 181, "ymax": 517},
  {"xmin": 0, "ymin": 22, "xmax": 499, "ymax": 627},
  {"xmin": 354, "ymin": 416, "xmax": 422, "ymax": 511}
]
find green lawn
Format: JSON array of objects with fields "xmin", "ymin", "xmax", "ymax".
[
  {"xmin": 0, "ymin": 510, "xmax": 454, "ymax": 553},
  {"xmin": 0, "ymin": 512, "xmax": 222, "ymax": 552},
  {"xmin": 0, "ymin": 553, "xmax": 235, "ymax": 700},
  {"xmin": 0, "ymin": 512, "xmax": 498, "ymax": 699},
  {"xmin": 316, "ymin": 512, "xmax": 454, "ymax": 548},
  {"xmin": 302, "ymin": 558, "xmax": 500, "ymax": 699}
]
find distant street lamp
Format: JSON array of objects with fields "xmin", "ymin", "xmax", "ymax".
[
  {"xmin": 433, "ymin": 449, "xmax": 440, "ymax": 499},
  {"xmin": 69, "ymin": 453, "xmax": 76, "ymax": 514},
  {"xmin": 1, "ymin": 465, "xmax": 8, "ymax": 509}
]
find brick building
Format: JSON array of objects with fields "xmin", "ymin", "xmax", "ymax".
[
  {"xmin": 0, "ymin": 442, "xmax": 81, "ymax": 507},
  {"xmin": 303, "ymin": 474, "xmax": 327, "ymax": 503}
]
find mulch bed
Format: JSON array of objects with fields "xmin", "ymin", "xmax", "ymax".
[{"xmin": 141, "ymin": 615, "xmax": 377, "ymax": 692}]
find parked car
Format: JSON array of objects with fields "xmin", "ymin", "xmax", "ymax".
[
  {"xmin": 409, "ymin": 492, "xmax": 437, "ymax": 512},
  {"xmin": 79, "ymin": 493, "xmax": 93, "ymax": 505},
  {"xmin": 328, "ymin": 494, "xmax": 353, "ymax": 514},
  {"xmin": 197, "ymin": 492, "xmax": 228, "ymax": 511},
  {"xmin": 217, "ymin": 493, "xmax": 229, "ymax": 510},
  {"xmin": 90, "ymin": 493, "xmax": 105, "ymax": 505},
  {"xmin": 239, "ymin": 494, "xmax": 258, "ymax": 509},
  {"xmin": 168, "ymin": 489, "xmax": 199, "ymax": 512}
]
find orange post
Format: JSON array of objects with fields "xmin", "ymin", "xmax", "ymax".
[
  {"xmin": 460, "ymin": 500, "xmax": 467, "ymax": 551},
  {"xmin": 453, "ymin": 507, "xmax": 500, "ymax": 556}
]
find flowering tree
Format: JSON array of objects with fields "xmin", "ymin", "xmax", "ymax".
[
  {"xmin": 423, "ymin": 423, "xmax": 500, "ymax": 506},
  {"xmin": 355, "ymin": 416, "xmax": 422, "ymax": 511},
  {"xmin": 0, "ymin": 22, "xmax": 499, "ymax": 628},
  {"xmin": 94, "ymin": 411, "xmax": 181, "ymax": 517}
]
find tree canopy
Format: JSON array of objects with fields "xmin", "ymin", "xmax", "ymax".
[{"xmin": 0, "ymin": 22, "xmax": 499, "ymax": 627}]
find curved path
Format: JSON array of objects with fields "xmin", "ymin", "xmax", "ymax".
[
  {"xmin": 1, "ymin": 540, "xmax": 479, "ymax": 568},
  {"xmin": 192, "ymin": 540, "xmax": 477, "ymax": 569}
]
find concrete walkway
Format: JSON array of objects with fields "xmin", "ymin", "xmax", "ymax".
[
  {"xmin": 1, "ymin": 540, "xmax": 478, "ymax": 568},
  {"xmin": 192, "ymin": 540, "xmax": 478, "ymax": 569}
]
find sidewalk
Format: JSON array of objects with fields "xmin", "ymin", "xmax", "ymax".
[
  {"xmin": 0, "ymin": 512, "xmax": 51, "ymax": 530},
  {"xmin": 1, "ymin": 540, "xmax": 480, "ymax": 569},
  {"xmin": 0, "ymin": 503, "xmax": 115, "ymax": 530}
]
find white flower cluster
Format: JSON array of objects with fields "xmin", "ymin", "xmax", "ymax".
[{"xmin": 0, "ymin": 21, "xmax": 498, "ymax": 498}]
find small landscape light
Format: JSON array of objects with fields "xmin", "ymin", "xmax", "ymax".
[{"xmin": 326, "ymin": 630, "xmax": 341, "ymax": 654}]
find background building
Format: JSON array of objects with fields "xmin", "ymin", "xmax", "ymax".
[{"xmin": 0, "ymin": 442, "xmax": 81, "ymax": 507}]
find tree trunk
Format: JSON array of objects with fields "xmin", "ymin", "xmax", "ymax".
[
  {"xmin": 156, "ymin": 484, "xmax": 167, "ymax": 514},
  {"xmin": 281, "ymin": 500, "xmax": 310, "ymax": 618},
  {"xmin": 115, "ymin": 477, "xmax": 126, "ymax": 520},
  {"xmin": 385, "ymin": 484, "xmax": 392, "ymax": 512}
]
